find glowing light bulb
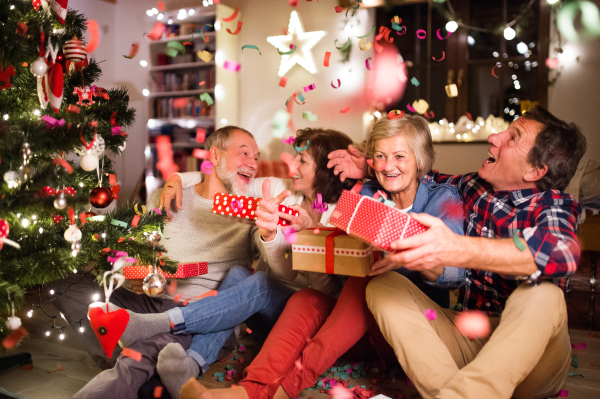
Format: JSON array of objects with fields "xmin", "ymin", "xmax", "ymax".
[
  {"xmin": 142, "ymin": 89, "xmax": 150, "ymax": 97},
  {"xmin": 547, "ymin": 0, "xmax": 559, "ymax": 4},
  {"xmin": 504, "ymin": 27, "xmax": 516, "ymax": 40},
  {"xmin": 140, "ymin": 60, "xmax": 148, "ymax": 67},
  {"xmin": 27, "ymin": 310, "xmax": 32, "ymax": 318},
  {"xmin": 45, "ymin": 331, "xmax": 50, "ymax": 336},
  {"xmin": 50, "ymin": 289, "xmax": 55, "ymax": 295},
  {"xmin": 80, "ymin": 326, "xmax": 85, "ymax": 333},
  {"xmin": 157, "ymin": 13, "xmax": 164, "ymax": 20},
  {"xmin": 146, "ymin": 10, "xmax": 153, "ymax": 16},
  {"xmin": 59, "ymin": 333, "xmax": 65, "ymax": 340},
  {"xmin": 516, "ymin": 42, "xmax": 528, "ymax": 54},
  {"xmin": 39, "ymin": 227, "xmax": 43, "ymax": 234},
  {"xmin": 22, "ymin": 219, "xmax": 29, "ymax": 228},
  {"xmin": 33, "ymin": 109, "xmax": 40, "ymax": 116},
  {"xmin": 92, "ymin": 293, "xmax": 100, "ymax": 301},
  {"xmin": 456, "ymin": 134, "xmax": 461, "ymax": 139},
  {"xmin": 445, "ymin": 21, "xmax": 458, "ymax": 33}
]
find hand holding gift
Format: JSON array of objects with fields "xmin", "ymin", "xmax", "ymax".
[
  {"xmin": 255, "ymin": 179, "xmax": 292, "ymax": 242},
  {"xmin": 387, "ymin": 212, "xmax": 461, "ymax": 273},
  {"xmin": 278, "ymin": 204, "xmax": 313, "ymax": 231}
]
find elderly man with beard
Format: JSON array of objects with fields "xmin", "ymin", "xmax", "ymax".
[{"xmin": 55, "ymin": 126, "xmax": 295, "ymax": 399}]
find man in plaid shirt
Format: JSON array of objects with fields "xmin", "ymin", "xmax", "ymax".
[{"xmin": 328, "ymin": 106, "xmax": 586, "ymax": 398}]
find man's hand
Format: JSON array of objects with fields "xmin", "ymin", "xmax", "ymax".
[
  {"xmin": 180, "ymin": 377, "xmax": 205, "ymax": 399},
  {"xmin": 255, "ymin": 179, "xmax": 291, "ymax": 242},
  {"xmin": 279, "ymin": 204, "xmax": 313, "ymax": 231},
  {"xmin": 127, "ymin": 279, "xmax": 145, "ymax": 295},
  {"xmin": 369, "ymin": 257, "xmax": 399, "ymax": 276},
  {"xmin": 387, "ymin": 213, "xmax": 463, "ymax": 271},
  {"xmin": 327, "ymin": 145, "xmax": 368, "ymax": 182},
  {"xmin": 158, "ymin": 174, "xmax": 183, "ymax": 221}
]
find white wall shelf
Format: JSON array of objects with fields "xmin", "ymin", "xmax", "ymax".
[
  {"xmin": 148, "ymin": 88, "xmax": 214, "ymax": 98},
  {"xmin": 150, "ymin": 61, "xmax": 215, "ymax": 72}
]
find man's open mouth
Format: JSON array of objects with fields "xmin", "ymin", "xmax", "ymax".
[
  {"xmin": 237, "ymin": 172, "xmax": 252, "ymax": 182},
  {"xmin": 486, "ymin": 151, "xmax": 496, "ymax": 164}
]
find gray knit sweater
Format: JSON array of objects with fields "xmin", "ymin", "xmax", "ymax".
[{"xmin": 146, "ymin": 185, "xmax": 291, "ymax": 302}]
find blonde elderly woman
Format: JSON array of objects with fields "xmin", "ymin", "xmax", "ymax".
[{"xmin": 180, "ymin": 115, "xmax": 466, "ymax": 399}]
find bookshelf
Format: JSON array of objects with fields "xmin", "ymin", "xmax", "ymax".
[{"xmin": 144, "ymin": 4, "xmax": 240, "ymax": 198}]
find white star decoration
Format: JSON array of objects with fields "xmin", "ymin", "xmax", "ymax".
[{"xmin": 267, "ymin": 11, "xmax": 326, "ymax": 76}]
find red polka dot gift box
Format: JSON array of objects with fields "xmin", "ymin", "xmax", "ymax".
[
  {"xmin": 292, "ymin": 228, "xmax": 381, "ymax": 277},
  {"xmin": 123, "ymin": 262, "xmax": 208, "ymax": 279},
  {"xmin": 211, "ymin": 193, "xmax": 299, "ymax": 226},
  {"xmin": 329, "ymin": 190, "xmax": 428, "ymax": 252}
]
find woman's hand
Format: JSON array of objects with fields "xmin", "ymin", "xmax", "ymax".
[
  {"xmin": 255, "ymin": 179, "xmax": 291, "ymax": 242},
  {"xmin": 158, "ymin": 174, "xmax": 183, "ymax": 220},
  {"xmin": 279, "ymin": 204, "xmax": 313, "ymax": 231},
  {"xmin": 327, "ymin": 144, "xmax": 368, "ymax": 182}
]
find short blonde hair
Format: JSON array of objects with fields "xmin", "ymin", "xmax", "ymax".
[{"xmin": 364, "ymin": 115, "xmax": 435, "ymax": 180}]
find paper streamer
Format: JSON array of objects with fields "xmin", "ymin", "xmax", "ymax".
[
  {"xmin": 335, "ymin": 6, "xmax": 342, "ymax": 12},
  {"xmin": 123, "ymin": 43, "xmax": 139, "ymax": 59},
  {"xmin": 303, "ymin": 83, "xmax": 316, "ymax": 92},
  {"xmin": 52, "ymin": 157, "xmax": 73, "ymax": 174},
  {"xmin": 200, "ymin": 161, "xmax": 213, "ymax": 174},
  {"xmin": 571, "ymin": 342, "xmax": 587, "ymax": 349},
  {"xmin": 200, "ymin": 92, "xmax": 214, "ymax": 106},
  {"xmin": 226, "ymin": 21, "xmax": 243, "ymax": 35},
  {"xmin": 241, "ymin": 44, "xmax": 261, "ymax": 55},
  {"xmin": 67, "ymin": 104, "xmax": 80, "ymax": 113},
  {"xmin": 166, "ymin": 41, "xmax": 185, "ymax": 57},
  {"xmin": 42, "ymin": 115, "xmax": 65, "ymax": 129},
  {"xmin": 279, "ymin": 77, "xmax": 288, "ymax": 87},
  {"xmin": 192, "ymin": 149, "xmax": 211, "ymax": 159},
  {"xmin": 356, "ymin": 24, "xmax": 375, "ymax": 39},
  {"xmin": 294, "ymin": 140, "xmax": 310, "ymax": 152},
  {"xmin": 282, "ymin": 136, "xmax": 295, "ymax": 145},
  {"xmin": 365, "ymin": 57, "xmax": 373, "ymax": 70},
  {"xmin": 223, "ymin": 60, "xmax": 241, "ymax": 72},
  {"xmin": 436, "ymin": 29, "xmax": 451, "ymax": 40},
  {"xmin": 196, "ymin": 129, "xmax": 206, "ymax": 143},
  {"xmin": 416, "ymin": 29, "xmax": 427, "ymax": 39},
  {"xmin": 197, "ymin": 50, "xmax": 212, "ymax": 62},
  {"xmin": 302, "ymin": 112, "xmax": 318, "ymax": 122},
  {"xmin": 424, "ymin": 309, "xmax": 437, "ymax": 320},
  {"xmin": 110, "ymin": 219, "xmax": 128, "ymax": 228},
  {"xmin": 491, "ymin": 64, "xmax": 502, "ymax": 78},
  {"xmin": 324, "ymin": 51, "xmax": 331, "ymax": 67},
  {"xmin": 340, "ymin": 107, "xmax": 350, "ymax": 113},
  {"xmin": 335, "ymin": 38, "xmax": 351, "ymax": 50},
  {"xmin": 407, "ymin": 103, "xmax": 417, "ymax": 113},
  {"xmin": 388, "ymin": 110, "xmax": 404, "ymax": 119},
  {"xmin": 358, "ymin": 38, "xmax": 371, "ymax": 51},
  {"xmin": 147, "ymin": 22, "xmax": 165, "ymax": 41},
  {"xmin": 131, "ymin": 215, "xmax": 140, "ymax": 227},
  {"xmin": 433, "ymin": 51, "xmax": 445, "ymax": 61},
  {"xmin": 331, "ymin": 79, "xmax": 341, "ymax": 88},
  {"xmin": 411, "ymin": 77, "xmax": 420, "ymax": 86},
  {"xmin": 85, "ymin": 20, "xmax": 101, "ymax": 53},
  {"xmin": 278, "ymin": 45, "xmax": 296, "ymax": 55},
  {"xmin": 222, "ymin": 7, "xmax": 239, "ymax": 22},
  {"xmin": 424, "ymin": 110, "xmax": 435, "ymax": 119},
  {"xmin": 122, "ymin": 348, "xmax": 142, "ymax": 362}
]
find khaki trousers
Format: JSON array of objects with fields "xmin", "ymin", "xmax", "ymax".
[{"xmin": 365, "ymin": 272, "xmax": 571, "ymax": 399}]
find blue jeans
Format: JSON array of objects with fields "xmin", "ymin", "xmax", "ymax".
[{"xmin": 165, "ymin": 266, "xmax": 295, "ymax": 373}]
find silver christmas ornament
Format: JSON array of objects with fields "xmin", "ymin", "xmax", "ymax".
[
  {"xmin": 148, "ymin": 232, "xmax": 161, "ymax": 244},
  {"xmin": 30, "ymin": 57, "xmax": 48, "ymax": 76},
  {"xmin": 75, "ymin": 135, "xmax": 105, "ymax": 158},
  {"xmin": 142, "ymin": 266, "xmax": 166, "ymax": 297},
  {"xmin": 18, "ymin": 165, "xmax": 30, "ymax": 183},
  {"xmin": 54, "ymin": 191, "xmax": 67, "ymax": 209},
  {"xmin": 3, "ymin": 171, "xmax": 19, "ymax": 189},
  {"xmin": 6, "ymin": 316, "xmax": 21, "ymax": 330}
]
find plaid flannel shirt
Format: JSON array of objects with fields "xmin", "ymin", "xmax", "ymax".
[{"xmin": 433, "ymin": 171, "xmax": 581, "ymax": 316}]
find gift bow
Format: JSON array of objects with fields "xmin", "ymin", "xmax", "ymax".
[{"xmin": 41, "ymin": 115, "xmax": 65, "ymax": 129}]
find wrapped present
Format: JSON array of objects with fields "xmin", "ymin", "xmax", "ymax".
[
  {"xmin": 123, "ymin": 262, "xmax": 208, "ymax": 279},
  {"xmin": 212, "ymin": 193, "xmax": 299, "ymax": 226},
  {"xmin": 292, "ymin": 228, "xmax": 380, "ymax": 277},
  {"xmin": 329, "ymin": 190, "xmax": 428, "ymax": 252}
]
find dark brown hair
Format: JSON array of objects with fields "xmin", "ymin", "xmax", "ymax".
[
  {"xmin": 295, "ymin": 128, "xmax": 357, "ymax": 203},
  {"xmin": 523, "ymin": 106, "xmax": 587, "ymax": 191}
]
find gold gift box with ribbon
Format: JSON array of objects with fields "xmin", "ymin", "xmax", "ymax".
[{"xmin": 292, "ymin": 228, "xmax": 380, "ymax": 277}]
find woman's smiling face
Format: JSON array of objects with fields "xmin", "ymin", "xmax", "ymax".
[
  {"xmin": 373, "ymin": 134, "xmax": 419, "ymax": 195},
  {"xmin": 291, "ymin": 143, "xmax": 316, "ymax": 196}
]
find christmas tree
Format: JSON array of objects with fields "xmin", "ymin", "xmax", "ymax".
[{"xmin": 0, "ymin": 1, "xmax": 176, "ymax": 341}]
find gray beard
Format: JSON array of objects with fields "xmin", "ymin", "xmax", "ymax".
[{"xmin": 215, "ymin": 157, "xmax": 247, "ymax": 195}]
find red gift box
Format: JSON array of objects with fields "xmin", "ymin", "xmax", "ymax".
[
  {"xmin": 123, "ymin": 262, "xmax": 208, "ymax": 279},
  {"xmin": 329, "ymin": 190, "xmax": 428, "ymax": 251},
  {"xmin": 212, "ymin": 193, "xmax": 299, "ymax": 226}
]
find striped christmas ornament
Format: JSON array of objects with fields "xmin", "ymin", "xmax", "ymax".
[{"xmin": 63, "ymin": 38, "xmax": 87, "ymax": 63}]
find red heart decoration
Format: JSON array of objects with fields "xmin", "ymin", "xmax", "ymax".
[
  {"xmin": 62, "ymin": 186, "xmax": 76, "ymax": 196},
  {"xmin": 0, "ymin": 220, "xmax": 9, "ymax": 250},
  {"xmin": 52, "ymin": 215, "xmax": 64, "ymax": 225},
  {"xmin": 88, "ymin": 306, "xmax": 129, "ymax": 358},
  {"xmin": 32, "ymin": 0, "xmax": 41, "ymax": 11}
]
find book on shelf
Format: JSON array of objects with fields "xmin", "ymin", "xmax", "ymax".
[
  {"xmin": 153, "ymin": 96, "xmax": 214, "ymax": 119},
  {"xmin": 154, "ymin": 68, "xmax": 215, "ymax": 92}
]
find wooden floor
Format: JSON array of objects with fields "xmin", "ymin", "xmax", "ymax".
[{"xmin": 0, "ymin": 296, "xmax": 599, "ymax": 398}]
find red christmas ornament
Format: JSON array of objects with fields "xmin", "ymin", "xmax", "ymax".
[
  {"xmin": 47, "ymin": 63, "xmax": 63, "ymax": 113},
  {"xmin": 0, "ymin": 66, "xmax": 16, "ymax": 90},
  {"xmin": 52, "ymin": 215, "xmax": 64, "ymax": 225},
  {"xmin": 32, "ymin": 0, "xmax": 41, "ymax": 11},
  {"xmin": 49, "ymin": 0, "xmax": 68, "ymax": 25},
  {"xmin": 90, "ymin": 186, "xmax": 113, "ymax": 208},
  {"xmin": 88, "ymin": 306, "xmax": 130, "ymax": 358},
  {"xmin": 63, "ymin": 38, "xmax": 87, "ymax": 63},
  {"xmin": 73, "ymin": 87, "xmax": 95, "ymax": 106}
]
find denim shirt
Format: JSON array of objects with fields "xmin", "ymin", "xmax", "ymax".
[{"xmin": 360, "ymin": 171, "xmax": 466, "ymax": 308}]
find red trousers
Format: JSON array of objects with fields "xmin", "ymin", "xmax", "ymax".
[{"xmin": 238, "ymin": 277, "xmax": 394, "ymax": 399}]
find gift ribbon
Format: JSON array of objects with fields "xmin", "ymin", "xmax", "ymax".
[
  {"xmin": 103, "ymin": 271, "xmax": 125, "ymax": 306},
  {"xmin": 42, "ymin": 115, "xmax": 65, "ymax": 129},
  {"xmin": 325, "ymin": 229, "xmax": 347, "ymax": 274}
]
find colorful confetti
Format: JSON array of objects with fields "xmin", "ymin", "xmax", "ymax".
[
  {"xmin": 223, "ymin": 60, "xmax": 241, "ymax": 72},
  {"xmin": 241, "ymin": 44, "xmax": 261, "ymax": 55},
  {"xmin": 279, "ymin": 77, "xmax": 288, "ymax": 87},
  {"xmin": 340, "ymin": 107, "xmax": 350, "ymax": 113},
  {"xmin": 302, "ymin": 111, "xmax": 318, "ymax": 121},
  {"xmin": 324, "ymin": 51, "xmax": 331, "ymax": 67},
  {"xmin": 226, "ymin": 21, "xmax": 243, "ymax": 35},
  {"xmin": 424, "ymin": 309, "xmax": 437, "ymax": 320},
  {"xmin": 123, "ymin": 43, "xmax": 139, "ymax": 59}
]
